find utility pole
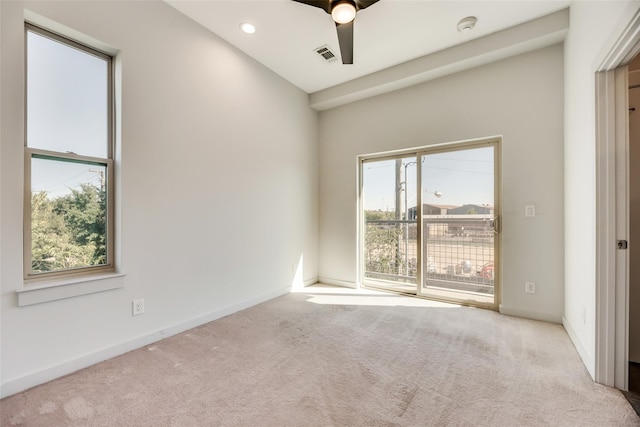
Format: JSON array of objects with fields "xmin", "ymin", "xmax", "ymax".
[
  {"xmin": 403, "ymin": 161, "xmax": 417, "ymax": 277},
  {"xmin": 89, "ymin": 169, "xmax": 105, "ymax": 192},
  {"xmin": 395, "ymin": 159, "xmax": 402, "ymax": 276}
]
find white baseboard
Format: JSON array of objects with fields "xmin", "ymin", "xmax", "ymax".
[
  {"xmin": 0, "ymin": 286, "xmax": 291, "ymax": 399},
  {"xmin": 303, "ymin": 277, "xmax": 319, "ymax": 287},
  {"xmin": 317, "ymin": 277, "xmax": 358, "ymax": 289},
  {"xmin": 563, "ymin": 315, "xmax": 595, "ymax": 380},
  {"xmin": 499, "ymin": 304, "xmax": 562, "ymax": 324}
]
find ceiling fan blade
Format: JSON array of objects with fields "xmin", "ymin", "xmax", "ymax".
[
  {"xmin": 335, "ymin": 21, "xmax": 354, "ymax": 65},
  {"xmin": 292, "ymin": 0, "xmax": 378, "ymax": 65},
  {"xmin": 355, "ymin": 0, "xmax": 380, "ymax": 10},
  {"xmin": 291, "ymin": 0, "xmax": 330, "ymax": 14}
]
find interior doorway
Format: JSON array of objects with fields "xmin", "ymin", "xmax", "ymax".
[
  {"xmin": 618, "ymin": 54, "xmax": 640, "ymax": 415},
  {"xmin": 360, "ymin": 138, "xmax": 500, "ymax": 309},
  {"xmin": 593, "ymin": 10, "xmax": 640, "ymax": 390},
  {"xmin": 627, "ymin": 55, "xmax": 640, "ymax": 397}
]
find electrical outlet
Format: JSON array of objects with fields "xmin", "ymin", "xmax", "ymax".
[
  {"xmin": 525, "ymin": 281, "xmax": 536, "ymax": 294},
  {"xmin": 132, "ymin": 299, "xmax": 144, "ymax": 316},
  {"xmin": 525, "ymin": 205, "xmax": 536, "ymax": 217}
]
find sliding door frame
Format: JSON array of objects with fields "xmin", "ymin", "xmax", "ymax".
[
  {"xmin": 358, "ymin": 136, "xmax": 502, "ymax": 310},
  {"xmin": 359, "ymin": 152, "xmax": 420, "ymax": 293},
  {"xmin": 416, "ymin": 138, "xmax": 501, "ymax": 310}
]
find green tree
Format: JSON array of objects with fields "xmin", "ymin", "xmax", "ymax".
[
  {"xmin": 54, "ymin": 183, "xmax": 106, "ymax": 265},
  {"xmin": 31, "ymin": 191, "xmax": 94, "ymax": 272},
  {"xmin": 365, "ymin": 209, "xmax": 396, "ymax": 221},
  {"xmin": 31, "ymin": 184, "xmax": 106, "ymax": 273},
  {"xmin": 364, "ymin": 209, "xmax": 404, "ymax": 277},
  {"xmin": 365, "ymin": 225, "xmax": 402, "ymax": 274}
]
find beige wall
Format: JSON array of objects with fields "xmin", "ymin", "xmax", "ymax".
[
  {"xmin": 563, "ymin": 0, "xmax": 640, "ymax": 378},
  {"xmin": 0, "ymin": 1, "xmax": 318, "ymax": 396},
  {"xmin": 318, "ymin": 44, "xmax": 565, "ymax": 322}
]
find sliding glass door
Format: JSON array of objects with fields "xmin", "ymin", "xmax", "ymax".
[
  {"xmin": 361, "ymin": 139, "xmax": 500, "ymax": 308},
  {"xmin": 418, "ymin": 143, "xmax": 498, "ymax": 307},
  {"xmin": 362, "ymin": 155, "xmax": 418, "ymax": 293}
]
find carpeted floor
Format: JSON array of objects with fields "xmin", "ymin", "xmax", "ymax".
[{"xmin": 1, "ymin": 285, "xmax": 639, "ymax": 426}]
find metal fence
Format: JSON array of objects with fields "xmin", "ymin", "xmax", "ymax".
[{"xmin": 365, "ymin": 217, "xmax": 495, "ymax": 294}]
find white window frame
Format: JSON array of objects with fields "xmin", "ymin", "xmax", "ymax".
[{"xmin": 23, "ymin": 23, "xmax": 115, "ymax": 283}]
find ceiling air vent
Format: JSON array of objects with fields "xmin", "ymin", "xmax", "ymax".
[{"xmin": 314, "ymin": 45, "xmax": 338, "ymax": 63}]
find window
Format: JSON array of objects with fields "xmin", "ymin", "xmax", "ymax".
[{"xmin": 24, "ymin": 23, "xmax": 114, "ymax": 281}]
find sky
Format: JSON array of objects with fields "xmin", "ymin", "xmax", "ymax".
[
  {"xmin": 362, "ymin": 146, "xmax": 495, "ymax": 212},
  {"xmin": 27, "ymin": 29, "xmax": 109, "ymax": 199},
  {"xmin": 31, "ymin": 157, "xmax": 105, "ymax": 198}
]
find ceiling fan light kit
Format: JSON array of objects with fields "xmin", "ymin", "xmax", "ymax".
[{"xmin": 331, "ymin": 1, "xmax": 357, "ymax": 24}]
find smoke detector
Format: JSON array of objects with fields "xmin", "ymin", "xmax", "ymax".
[{"xmin": 457, "ymin": 16, "xmax": 477, "ymax": 33}]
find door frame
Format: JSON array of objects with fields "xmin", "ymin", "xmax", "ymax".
[
  {"xmin": 595, "ymin": 9, "xmax": 640, "ymax": 390},
  {"xmin": 359, "ymin": 153, "xmax": 421, "ymax": 294}
]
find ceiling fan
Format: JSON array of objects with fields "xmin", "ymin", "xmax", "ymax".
[{"xmin": 292, "ymin": 0, "xmax": 380, "ymax": 64}]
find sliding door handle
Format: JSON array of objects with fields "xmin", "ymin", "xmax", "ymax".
[{"xmin": 490, "ymin": 216, "xmax": 500, "ymax": 234}]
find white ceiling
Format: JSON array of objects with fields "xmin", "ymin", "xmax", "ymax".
[{"xmin": 166, "ymin": 0, "xmax": 570, "ymax": 94}]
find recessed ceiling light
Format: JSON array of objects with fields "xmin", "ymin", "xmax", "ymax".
[
  {"xmin": 240, "ymin": 22, "xmax": 256, "ymax": 34},
  {"xmin": 457, "ymin": 16, "xmax": 477, "ymax": 33}
]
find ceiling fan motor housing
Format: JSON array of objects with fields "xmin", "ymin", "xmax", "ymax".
[{"xmin": 292, "ymin": 0, "xmax": 380, "ymax": 64}]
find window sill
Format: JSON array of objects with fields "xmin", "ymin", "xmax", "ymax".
[{"xmin": 17, "ymin": 273, "xmax": 125, "ymax": 307}]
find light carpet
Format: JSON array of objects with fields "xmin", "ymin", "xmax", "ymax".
[{"xmin": 1, "ymin": 285, "xmax": 638, "ymax": 426}]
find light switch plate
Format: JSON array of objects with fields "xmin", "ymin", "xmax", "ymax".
[{"xmin": 525, "ymin": 282, "xmax": 536, "ymax": 294}]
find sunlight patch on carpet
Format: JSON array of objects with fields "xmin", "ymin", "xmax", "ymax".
[{"xmin": 295, "ymin": 284, "xmax": 462, "ymax": 308}]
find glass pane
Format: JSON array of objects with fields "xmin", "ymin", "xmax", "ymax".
[
  {"xmin": 30, "ymin": 156, "xmax": 108, "ymax": 273},
  {"xmin": 362, "ymin": 156, "xmax": 417, "ymax": 292},
  {"xmin": 421, "ymin": 145, "xmax": 495, "ymax": 305},
  {"xmin": 27, "ymin": 30, "xmax": 109, "ymax": 158}
]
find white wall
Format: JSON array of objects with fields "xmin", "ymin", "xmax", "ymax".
[
  {"xmin": 318, "ymin": 45, "xmax": 565, "ymax": 322},
  {"xmin": 563, "ymin": 0, "xmax": 639, "ymax": 378},
  {"xmin": 0, "ymin": 1, "xmax": 318, "ymax": 397}
]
